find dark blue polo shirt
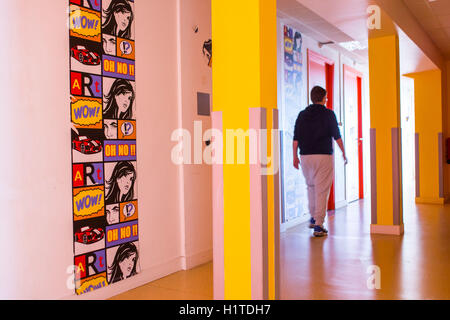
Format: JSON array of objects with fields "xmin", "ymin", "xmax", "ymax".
[{"xmin": 293, "ymin": 104, "xmax": 341, "ymax": 155}]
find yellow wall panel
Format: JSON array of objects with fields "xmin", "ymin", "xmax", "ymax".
[{"xmin": 212, "ymin": 0, "xmax": 277, "ymax": 300}]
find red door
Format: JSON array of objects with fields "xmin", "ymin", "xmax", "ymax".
[{"xmin": 307, "ymin": 49, "xmax": 336, "ymax": 210}]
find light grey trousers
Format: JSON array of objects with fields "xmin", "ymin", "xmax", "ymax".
[{"xmin": 300, "ymin": 155, "xmax": 334, "ymax": 226}]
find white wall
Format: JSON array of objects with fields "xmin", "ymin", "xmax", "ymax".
[
  {"xmin": 177, "ymin": 0, "xmax": 213, "ymax": 269},
  {"xmin": 0, "ymin": 0, "xmax": 189, "ymax": 300}
]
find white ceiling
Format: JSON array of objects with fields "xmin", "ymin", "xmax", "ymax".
[
  {"xmin": 403, "ymin": 0, "xmax": 450, "ymax": 58},
  {"xmin": 278, "ymin": 0, "xmax": 442, "ymax": 73},
  {"xmin": 277, "ymin": 0, "xmax": 370, "ymax": 64}
]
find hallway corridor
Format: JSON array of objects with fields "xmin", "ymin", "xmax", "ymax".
[
  {"xmin": 112, "ymin": 200, "xmax": 450, "ymax": 300},
  {"xmin": 281, "ymin": 200, "xmax": 450, "ymax": 299}
]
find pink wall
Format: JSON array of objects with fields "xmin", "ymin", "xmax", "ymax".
[
  {"xmin": 0, "ymin": 0, "xmax": 196, "ymax": 299},
  {"xmin": 178, "ymin": 0, "xmax": 213, "ymax": 270},
  {"xmin": 0, "ymin": 0, "xmax": 74, "ymax": 299}
]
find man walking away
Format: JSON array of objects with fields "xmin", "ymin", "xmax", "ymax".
[{"xmin": 293, "ymin": 86, "xmax": 347, "ymax": 237}]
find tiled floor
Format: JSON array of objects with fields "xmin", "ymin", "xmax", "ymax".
[{"xmin": 112, "ymin": 199, "xmax": 450, "ymax": 300}]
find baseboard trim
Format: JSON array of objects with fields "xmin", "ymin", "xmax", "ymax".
[
  {"xmin": 182, "ymin": 249, "xmax": 213, "ymax": 270},
  {"xmin": 281, "ymin": 216, "xmax": 309, "ymax": 232},
  {"xmin": 415, "ymin": 197, "xmax": 445, "ymax": 205},
  {"xmin": 335, "ymin": 200, "xmax": 347, "ymax": 210},
  {"xmin": 370, "ymin": 224, "xmax": 404, "ymax": 235},
  {"xmin": 61, "ymin": 256, "xmax": 184, "ymax": 300}
]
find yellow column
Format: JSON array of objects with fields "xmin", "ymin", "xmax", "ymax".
[
  {"xmin": 211, "ymin": 0, "xmax": 279, "ymax": 300},
  {"xmin": 406, "ymin": 70, "xmax": 444, "ymax": 204},
  {"xmin": 445, "ymin": 62, "xmax": 450, "ymax": 200},
  {"xmin": 369, "ymin": 35, "xmax": 404, "ymax": 235}
]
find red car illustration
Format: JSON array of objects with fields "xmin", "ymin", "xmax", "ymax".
[
  {"xmin": 71, "ymin": 45, "xmax": 101, "ymax": 65},
  {"xmin": 74, "ymin": 226, "xmax": 104, "ymax": 245},
  {"xmin": 72, "ymin": 136, "xmax": 102, "ymax": 154}
]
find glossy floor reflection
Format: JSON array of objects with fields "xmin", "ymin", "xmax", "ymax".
[
  {"xmin": 110, "ymin": 262, "xmax": 213, "ymax": 300},
  {"xmin": 281, "ymin": 199, "xmax": 450, "ymax": 300},
  {"xmin": 112, "ymin": 199, "xmax": 450, "ymax": 300}
]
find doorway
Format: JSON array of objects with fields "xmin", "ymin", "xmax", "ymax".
[
  {"xmin": 400, "ymin": 76, "xmax": 415, "ymax": 207},
  {"xmin": 307, "ymin": 49, "xmax": 336, "ymax": 210},
  {"xmin": 343, "ymin": 65, "xmax": 364, "ymax": 203}
]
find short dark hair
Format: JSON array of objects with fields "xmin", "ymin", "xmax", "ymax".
[{"xmin": 311, "ymin": 86, "xmax": 327, "ymax": 104}]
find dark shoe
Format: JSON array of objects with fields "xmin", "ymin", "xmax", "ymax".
[
  {"xmin": 313, "ymin": 225, "xmax": 328, "ymax": 237},
  {"xmin": 309, "ymin": 218, "xmax": 316, "ymax": 229}
]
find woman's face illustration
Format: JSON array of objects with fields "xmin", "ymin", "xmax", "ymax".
[
  {"xmin": 119, "ymin": 253, "xmax": 136, "ymax": 278},
  {"xmin": 103, "ymin": 35, "xmax": 116, "ymax": 55},
  {"xmin": 106, "ymin": 205, "xmax": 120, "ymax": 224},
  {"xmin": 104, "ymin": 120, "xmax": 118, "ymax": 140},
  {"xmin": 117, "ymin": 172, "xmax": 134, "ymax": 196},
  {"xmin": 114, "ymin": 10, "xmax": 132, "ymax": 33},
  {"xmin": 115, "ymin": 91, "xmax": 133, "ymax": 115}
]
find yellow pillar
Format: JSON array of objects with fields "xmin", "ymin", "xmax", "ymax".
[
  {"xmin": 211, "ymin": 0, "xmax": 279, "ymax": 300},
  {"xmin": 369, "ymin": 35, "xmax": 404, "ymax": 235},
  {"xmin": 445, "ymin": 61, "xmax": 450, "ymax": 200},
  {"xmin": 406, "ymin": 70, "xmax": 444, "ymax": 204}
]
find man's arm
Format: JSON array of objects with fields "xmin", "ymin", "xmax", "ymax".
[
  {"xmin": 330, "ymin": 112, "xmax": 347, "ymax": 165},
  {"xmin": 335, "ymin": 138, "xmax": 347, "ymax": 165},
  {"xmin": 293, "ymin": 140, "xmax": 300, "ymax": 170},
  {"xmin": 293, "ymin": 114, "xmax": 301, "ymax": 170}
]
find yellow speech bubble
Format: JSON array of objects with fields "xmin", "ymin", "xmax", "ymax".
[
  {"xmin": 76, "ymin": 274, "xmax": 108, "ymax": 295},
  {"xmin": 73, "ymin": 187, "xmax": 104, "ymax": 220},
  {"xmin": 70, "ymin": 5, "xmax": 101, "ymax": 42},
  {"xmin": 72, "ymin": 98, "xmax": 102, "ymax": 128}
]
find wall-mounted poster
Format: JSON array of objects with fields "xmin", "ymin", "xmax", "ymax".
[
  {"xmin": 280, "ymin": 25, "xmax": 309, "ymax": 224},
  {"xmin": 69, "ymin": 0, "xmax": 139, "ymax": 296},
  {"xmin": 202, "ymin": 39, "xmax": 212, "ymax": 67}
]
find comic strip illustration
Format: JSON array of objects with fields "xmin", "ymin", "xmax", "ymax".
[
  {"xmin": 70, "ymin": 0, "xmax": 138, "ymax": 295},
  {"xmin": 103, "ymin": 77, "xmax": 136, "ymax": 120}
]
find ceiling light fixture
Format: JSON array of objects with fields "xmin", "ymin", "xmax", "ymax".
[{"xmin": 338, "ymin": 40, "xmax": 368, "ymax": 52}]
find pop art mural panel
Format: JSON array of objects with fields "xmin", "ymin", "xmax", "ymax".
[
  {"xmin": 71, "ymin": 71, "xmax": 103, "ymax": 98},
  {"xmin": 73, "ymin": 186, "xmax": 105, "ymax": 221},
  {"xmin": 76, "ymin": 273, "xmax": 108, "ymax": 296},
  {"xmin": 106, "ymin": 241, "xmax": 140, "ymax": 285},
  {"xmin": 103, "ymin": 141, "xmax": 137, "ymax": 162},
  {"xmin": 70, "ymin": 5, "xmax": 102, "ymax": 42},
  {"xmin": 118, "ymin": 120, "xmax": 136, "ymax": 140},
  {"xmin": 117, "ymin": 38, "xmax": 135, "ymax": 60},
  {"xmin": 72, "ymin": 163, "xmax": 104, "ymax": 187},
  {"xmin": 280, "ymin": 25, "xmax": 309, "ymax": 224},
  {"xmin": 71, "ymin": 97, "xmax": 103, "ymax": 129},
  {"xmin": 102, "ymin": 77, "xmax": 136, "ymax": 120},
  {"xmin": 70, "ymin": 0, "xmax": 139, "ymax": 295},
  {"xmin": 120, "ymin": 201, "xmax": 138, "ymax": 222},
  {"xmin": 70, "ymin": 37, "xmax": 102, "ymax": 75},
  {"xmin": 75, "ymin": 250, "xmax": 107, "ymax": 281}
]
